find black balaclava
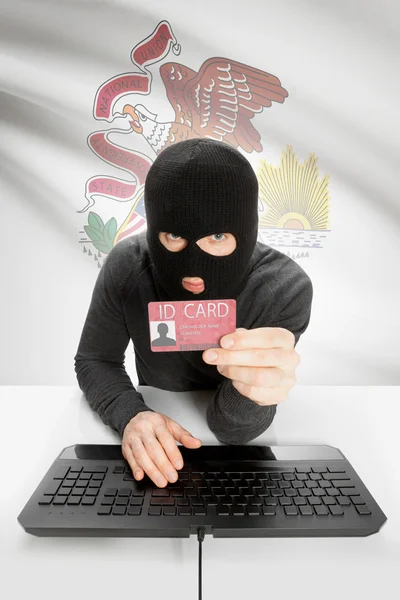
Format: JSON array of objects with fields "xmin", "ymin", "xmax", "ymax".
[{"xmin": 144, "ymin": 138, "xmax": 259, "ymax": 301}]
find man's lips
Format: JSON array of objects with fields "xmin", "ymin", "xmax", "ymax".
[{"xmin": 182, "ymin": 278, "xmax": 205, "ymax": 292}]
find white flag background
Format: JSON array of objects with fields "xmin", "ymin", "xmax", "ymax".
[{"xmin": 1, "ymin": 0, "xmax": 399, "ymax": 385}]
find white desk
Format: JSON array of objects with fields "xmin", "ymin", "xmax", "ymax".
[{"xmin": 1, "ymin": 386, "xmax": 399, "ymax": 600}]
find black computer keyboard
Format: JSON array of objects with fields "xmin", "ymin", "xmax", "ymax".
[
  {"xmin": 38, "ymin": 463, "xmax": 372, "ymax": 519},
  {"xmin": 18, "ymin": 444, "xmax": 387, "ymax": 537}
]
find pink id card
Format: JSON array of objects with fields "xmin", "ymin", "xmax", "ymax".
[{"xmin": 148, "ymin": 299, "xmax": 236, "ymax": 352}]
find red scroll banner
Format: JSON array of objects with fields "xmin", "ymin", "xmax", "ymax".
[{"xmin": 81, "ymin": 21, "xmax": 180, "ymax": 212}]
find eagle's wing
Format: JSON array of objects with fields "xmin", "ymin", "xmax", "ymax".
[
  {"xmin": 183, "ymin": 57, "xmax": 288, "ymax": 152},
  {"xmin": 160, "ymin": 62, "xmax": 198, "ymax": 127}
]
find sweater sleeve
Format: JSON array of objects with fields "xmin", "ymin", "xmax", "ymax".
[
  {"xmin": 206, "ymin": 266, "xmax": 313, "ymax": 445},
  {"xmin": 74, "ymin": 245, "xmax": 154, "ymax": 436}
]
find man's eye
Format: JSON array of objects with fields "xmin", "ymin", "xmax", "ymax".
[
  {"xmin": 211, "ymin": 233, "xmax": 226, "ymax": 242},
  {"xmin": 167, "ymin": 233, "xmax": 181, "ymax": 241}
]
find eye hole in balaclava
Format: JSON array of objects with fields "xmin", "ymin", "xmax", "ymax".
[{"xmin": 144, "ymin": 139, "xmax": 259, "ymax": 301}]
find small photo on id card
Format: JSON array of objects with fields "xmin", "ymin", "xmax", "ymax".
[{"xmin": 148, "ymin": 299, "xmax": 236, "ymax": 352}]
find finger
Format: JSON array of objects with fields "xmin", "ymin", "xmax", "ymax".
[
  {"xmin": 218, "ymin": 365, "xmax": 285, "ymax": 387},
  {"xmin": 142, "ymin": 431, "xmax": 181, "ymax": 485},
  {"xmin": 153, "ymin": 423, "xmax": 186, "ymax": 471},
  {"xmin": 205, "ymin": 347, "xmax": 290, "ymax": 368},
  {"xmin": 130, "ymin": 436, "xmax": 168, "ymax": 488},
  {"xmin": 220, "ymin": 327, "xmax": 295, "ymax": 351},
  {"xmin": 122, "ymin": 442, "xmax": 144, "ymax": 480},
  {"xmin": 168, "ymin": 420, "xmax": 202, "ymax": 448}
]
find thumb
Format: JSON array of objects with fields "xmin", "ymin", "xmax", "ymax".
[{"xmin": 169, "ymin": 420, "xmax": 202, "ymax": 447}]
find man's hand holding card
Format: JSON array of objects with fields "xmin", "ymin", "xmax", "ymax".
[{"xmin": 203, "ymin": 326, "xmax": 300, "ymax": 407}]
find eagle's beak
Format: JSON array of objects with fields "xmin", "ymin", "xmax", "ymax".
[{"xmin": 123, "ymin": 105, "xmax": 142, "ymax": 133}]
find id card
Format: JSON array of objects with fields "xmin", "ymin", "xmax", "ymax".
[{"xmin": 148, "ymin": 299, "xmax": 236, "ymax": 352}]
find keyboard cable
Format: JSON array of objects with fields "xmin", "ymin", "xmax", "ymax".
[{"xmin": 197, "ymin": 527, "xmax": 206, "ymax": 600}]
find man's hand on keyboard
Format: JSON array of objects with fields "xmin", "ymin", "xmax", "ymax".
[{"xmin": 122, "ymin": 411, "xmax": 202, "ymax": 488}]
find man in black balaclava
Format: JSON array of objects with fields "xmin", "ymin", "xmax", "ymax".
[
  {"xmin": 144, "ymin": 138, "xmax": 259, "ymax": 301},
  {"xmin": 75, "ymin": 137, "xmax": 313, "ymax": 490}
]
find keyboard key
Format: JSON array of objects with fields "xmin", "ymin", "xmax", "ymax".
[
  {"xmin": 116, "ymin": 497, "xmax": 129, "ymax": 506},
  {"xmin": 315, "ymin": 505, "xmax": 329, "ymax": 515},
  {"xmin": 232, "ymin": 506, "xmax": 246, "ymax": 516},
  {"xmin": 66, "ymin": 473, "xmax": 79, "ymax": 480},
  {"xmin": 242, "ymin": 473, "xmax": 254, "ymax": 480},
  {"xmin": 309, "ymin": 473, "xmax": 322, "ymax": 480},
  {"xmin": 70, "ymin": 489, "xmax": 84, "ymax": 496},
  {"xmin": 178, "ymin": 507, "xmax": 192, "ymax": 516},
  {"xmin": 98, "ymin": 506, "xmax": 112, "ymax": 515},
  {"xmin": 323, "ymin": 472, "xmax": 350, "ymax": 481},
  {"xmin": 337, "ymin": 496, "xmax": 351, "ymax": 506},
  {"xmin": 292, "ymin": 481, "xmax": 304, "ymax": 489},
  {"xmin": 132, "ymin": 489, "xmax": 145, "ymax": 497},
  {"xmin": 305, "ymin": 481, "xmax": 318, "ymax": 488},
  {"xmin": 299, "ymin": 489, "xmax": 312, "ymax": 496},
  {"xmin": 38, "ymin": 496, "xmax": 53, "ymax": 505},
  {"xmin": 67, "ymin": 497, "xmax": 81, "ymax": 505},
  {"xmin": 87, "ymin": 466, "xmax": 108, "ymax": 473},
  {"xmin": 332, "ymin": 480, "xmax": 355, "ymax": 487},
  {"xmin": 340, "ymin": 488, "xmax": 360, "ymax": 496},
  {"xmin": 264, "ymin": 498, "xmax": 278, "ymax": 506},
  {"xmin": 118, "ymin": 488, "xmax": 132, "ymax": 497},
  {"xmin": 58, "ymin": 487, "xmax": 71, "ymax": 496},
  {"xmin": 205, "ymin": 497, "xmax": 219, "ymax": 506},
  {"xmin": 104, "ymin": 488, "xmax": 118, "ymax": 497},
  {"xmin": 228, "ymin": 472, "xmax": 241, "ymax": 480},
  {"xmin": 327, "ymin": 466, "xmax": 346, "ymax": 473},
  {"xmin": 81, "ymin": 497, "xmax": 96, "ymax": 506},
  {"xmin": 113, "ymin": 506, "xmax": 127, "ymax": 515},
  {"xmin": 329, "ymin": 505, "xmax": 344, "ymax": 516},
  {"xmin": 250, "ymin": 496, "xmax": 263, "ymax": 506},
  {"xmin": 299, "ymin": 505, "xmax": 313, "ymax": 516},
  {"xmin": 150, "ymin": 497, "xmax": 175, "ymax": 506},
  {"xmin": 270, "ymin": 473, "xmax": 281, "ymax": 481},
  {"xmin": 279, "ymin": 497, "xmax": 293, "ymax": 506},
  {"xmin": 44, "ymin": 481, "xmax": 61, "ymax": 495},
  {"xmin": 311, "ymin": 466, "xmax": 328, "ymax": 473},
  {"xmin": 53, "ymin": 496, "xmax": 67, "ymax": 505},
  {"xmin": 283, "ymin": 473, "xmax": 295, "ymax": 481},
  {"xmin": 284, "ymin": 506, "xmax": 299, "ymax": 515},
  {"xmin": 247, "ymin": 507, "xmax": 261, "ymax": 516},
  {"xmin": 178, "ymin": 498, "xmax": 190, "ymax": 506},
  {"xmin": 271, "ymin": 489, "xmax": 283, "ymax": 497},
  {"xmin": 318, "ymin": 481, "xmax": 332, "ymax": 488},
  {"xmin": 293, "ymin": 497, "xmax": 307, "ymax": 506},
  {"xmin": 113, "ymin": 466, "xmax": 125, "ymax": 474},
  {"xmin": 148, "ymin": 507, "xmax": 162, "ymax": 516},
  {"xmin": 127, "ymin": 506, "xmax": 142, "ymax": 516},
  {"xmin": 69, "ymin": 466, "xmax": 82, "ymax": 474},
  {"xmin": 295, "ymin": 467, "xmax": 311, "ymax": 473},
  {"xmin": 296, "ymin": 473, "xmax": 308, "ymax": 481},
  {"xmin": 356, "ymin": 506, "xmax": 372, "ymax": 516},
  {"xmin": 163, "ymin": 507, "xmax": 177, "ymax": 516},
  {"xmin": 349, "ymin": 496, "xmax": 365, "ymax": 505},
  {"xmin": 326, "ymin": 488, "xmax": 340, "ymax": 496},
  {"xmin": 84, "ymin": 489, "xmax": 99, "ymax": 496},
  {"xmin": 312, "ymin": 489, "xmax": 326, "ymax": 496},
  {"xmin": 79, "ymin": 473, "xmax": 91, "ymax": 480},
  {"xmin": 262, "ymin": 506, "xmax": 276, "ymax": 515},
  {"xmin": 308, "ymin": 497, "xmax": 322, "ymax": 505},
  {"xmin": 322, "ymin": 496, "xmax": 337, "ymax": 505},
  {"xmin": 75, "ymin": 481, "xmax": 88, "ymax": 488},
  {"xmin": 278, "ymin": 481, "xmax": 291, "ymax": 489},
  {"xmin": 88, "ymin": 481, "xmax": 102, "ymax": 488},
  {"xmin": 53, "ymin": 467, "xmax": 70, "ymax": 479},
  {"xmin": 92, "ymin": 473, "xmax": 105, "ymax": 481},
  {"xmin": 129, "ymin": 498, "xmax": 143, "ymax": 506},
  {"xmin": 193, "ymin": 507, "xmax": 207, "ymax": 516},
  {"xmin": 101, "ymin": 498, "xmax": 115, "ymax": 505},
  {"xmin": 192, "ymin": 499, "xmax": 205, "ymax": 507}
]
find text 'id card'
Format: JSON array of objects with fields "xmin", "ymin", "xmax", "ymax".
[{"xmin": 148, "ymin": 299, "xmax": 236, "ymax": 352}]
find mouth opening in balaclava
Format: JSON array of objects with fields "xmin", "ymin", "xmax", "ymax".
[{"xmin": 144, "ymin": 138, "xmax": 259, "ymax": 301}]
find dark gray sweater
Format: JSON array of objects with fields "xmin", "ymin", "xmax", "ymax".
[{"xmin": 74, "ymin": 231, "xmax": 313, "ymax": 444}]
